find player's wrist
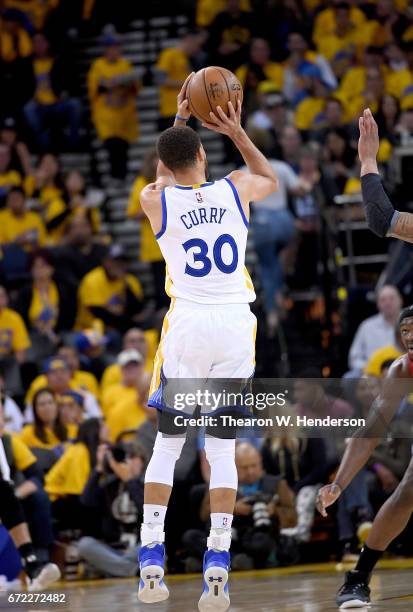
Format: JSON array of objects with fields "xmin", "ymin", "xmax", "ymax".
[
  {"xmin": 331, "ymin": 481, "xmax": 343, "ymax": 494},
  {"xmin": 360, "ymin": 158, "xmax": 379, "ymax": 176},
  {"xmin": 174, "ymin": 114, "xmax": 189, "ymax": 125}
]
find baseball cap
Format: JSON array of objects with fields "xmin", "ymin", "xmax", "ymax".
[
  {"xmin": 1, "ymin": 117, "xmax": 17, "ymax": 131},
  {"xmin": 117, "ymin": 349, "xmax": 143, "ymax": 367},
  {"xmin": 264, "ymin": 92, "xmax": 286, "ymax": 108},
  {"xmin": 58, "ymin": 390, "xmax": 85, "ymax": 408},
  {"xmin": 107, "ymin": 243, "xmax": 127, "ymax": 260},
  {"xmin": 74, "ymin": 328, "xmax": 108, "ymax": 353},
  {"xmin": 43, "ymin": 357, "xmax": 69, "ymax": 374},
  {"xmin": 101, "ymin": 24, "xmax": 121, "ymax": 47}
]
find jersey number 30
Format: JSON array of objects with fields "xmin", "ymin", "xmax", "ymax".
[{"xmin": 182, "ymin": 234, "xmax": 238, "ymax": 277}]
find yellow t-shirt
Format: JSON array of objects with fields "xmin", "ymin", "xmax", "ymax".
[
  {"xmin": 6, "ymin": 434, "xmax": 37, "ymax": 471},
  {"xmin": 235, "ymin": 62, "xmax": 284, "ymax": 91},
  {"xmin": 20, "ymin": 424, "xmax": 62, "ymax": 450},
  {"xmin": 45, "ymin": 442, "xmax": 91, "ymax": 500},
  {"xmin": 75, "ymin": 266, "xmax": 143, "ymax": 330},
  {"xmin": 102, "ymin": 384, "xmax": 138, "ymax": 418},
  {"xmin": 87, "ymin": 56, "xmax": 139, "ymax": 142},
  {"xmin": 0, "ymin": 209, "xmax": 46, "ymax": 248},
  {"xmin": 313, "ymin": 6, "xmax": 366, "ymax": 46},
  {"xmin": 107, "ymin": 395, "xmax": 147, "ymax": 442},
  {"xmin": 127, "ymin": 176, "xmax": 163, "ymax": 262},
  {"xmin": 34, "ymin": 58, "xmax": 57, "ymax": 105},
  {"xmin": 0, "ymin": 26, "xmax": 32, "ymax": 63},
  {"xmin": 0, "ymin": 308, "xmax": 30, "ymax": 356},
  {"xmin": 25, "ymin": 369, "xmax": 99, "ymax": 405},
  {"xmin": 29, "ymin": 282, "xmax": 59, "ymax": 333},
  {"xmin": 0, "ymin": 171, "xmax": 21, "ymax": 197},
  {"xmin": 156, "ymin": 48, "xmax": 190, "ymax": 118},
  {"xmin": 294, "ymin": 97, "xmax": 325, "ymax": 131},
  {"xmin": 46, "ymin": 197, "xmax": 100, "ymax": 243},
  {"xmin": 196, "ymin": 0, "xmax": 251, "ymax": 26},
  {"xmin": 364, "ymin": 346, "xmax": 403, "ymax": 377}
]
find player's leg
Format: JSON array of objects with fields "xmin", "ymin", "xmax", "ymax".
[
  {"xmin": 337, "ymin": 457, "xmax": 413, "ymax": 608},
  {"xmin": 0, "ymin": 479, "xmax": 60, "ymax": 590}
]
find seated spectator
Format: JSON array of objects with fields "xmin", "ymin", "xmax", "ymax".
[
  {"xmin": 105, "ymin": 350, "xmax": 148, "ymax": 442},
  {"xmin": 75, "ymin": 244, "xmax": 144, "ymax": 337},
  {"xmin": 0, "ymin": 372, "xmax": 24, "ymax": 432},
  {"xmin": 311, "ymin": 97, "xmax": 348, "ymax": 143},
  {"xmin": 279, "ymin": 125, "xmax": 302, "ymax": 172},
  {"xmin": 46, "ymin": 170, "xmax": 103, "ymax": 244},
  {"xmin": 196, "ymin": 0, "xmax": 251, "ymax": 27},
  {"xmin": 87, "ymin": 26, "xmax": 139, "ymax": 180},
  {"xmin": 185, "ymin": 442, "xmax": 296, "ymax": 570},
  {"xmin": 127, "ymin": 148, "xmax": 167, "ymax": 309},
  {"xmin": 25, "ymin": 356, "xmax": 101, "ymax": 421},
  {"xmin": 0, "ymin": 399, "xmax": 56, "ymax": 569},
  {"xmin": 14, "ymin": 249, "xmax": 76, "ymax": 361},
  {"xmin": 0, "ymin": 117, "xmax": 32, "ymax": 180},
  {"xmin": 315, "ymin": 2, "xmax": 368, "ymax": 64},
  {"xmin": 312, "ymin": 0, "xmax": 366, "ymax": 48},
  {"xmin": 364, "ymin": 324, "xmax": 403, "ymax": 377},
  {"xmin": 246, "ymin": 88, "xmax": 290, "ymax": 156},
  {"xmin": 23, "ymin": 32, "xmax": 82, "ymax": 152},
  {"xmin": 0, "ymin": 142, "xmax": 22, "ymax": 206},
  {"xmin": 101, "ymin": 327, "xmax": 155, "ymax": 394},
  {"xmin": 78, "ymin": 440, "xmax": 146, "ymax": 577},
  {"xmin": 345, "ymin": 66, "xmax": 387, "ymax": 122},
  {"xmin": 20, "ymin": 388, "xmax": 69, "ymax": 454},
  {"xmin": 336, "ymin": 45, "xmax": 384, "ymax": 107},
  {"xmin": 155, "ymin": 31, "xmax": 204, "ymax": 131},
  {"xmin": 0, "ymin": 285, "xmax": 30, "ymax": 395},
  {"xmin": 52, "ymin": 216, "xmax": 108, "ymax": 286},
  {"xmin": 235, "ymin": 38, "xmax": 284, "ymax": 112},
  {"xmin": 348, "ymin": 285, "xmax": 402, "ymax": 375},
  {"xmin": 0, "ymin": 187, "xmax": 46, "ymax": 250},
  {"xmin": 294, "ymin": 72, "xmax": 332, "ymax": 132},
  {"xmin": 57, "ymin": 390, "xmax": 84, "ymax": 436},
  {"xmin": 207, "ymin": 0, "xmax": 254, "ymax": 71},
  {"xmin": 45, "ymin": 418, "xmax": 109, "ymax": 532},
  {"xmin": 283, "ymin": 30, "xmax": 337, "ymax": 106},
  {"xmin": 322, "ymin": 128, "xmax": 357, "ymax": 193},
  {"xmin": 25, "ymin": 153, "xmax": 62, "ymax": 210},
  {"xmin": 375, "ymin": 94, "xmax": 401, "ymax": 147}
]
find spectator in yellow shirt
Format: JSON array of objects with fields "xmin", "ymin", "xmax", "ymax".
[
  {"xmin": 294, "ymin": 74, "xmax": 331, "ymax": 132},
  {"xmin": 105, "ymin": 350, "xmax": 148, "ymax": 442},
  {"xmin": 45, "ymin": 418, "xmax": 110, "ymax": 531},
  {"xmin": 312, "ymin": 0, "xmax": 366, "ymax": 47},
  {"xmin": 127, "ymin": 148, "xmax": 166, "ymax": 308},
  {"xmin": 316, "ymin": 3, "xmax": 368, "ymax": 63},
  {"xmin": 336, "ymin": 45, "xmax": 384, "ymax": 106},
  {"xmin": 75, "ymin": 244, "xmax": 144, "ymax": 333},
  {"xmin": 100, "ymin": 327, "xmax": 155, "ymax": 394},
  {"xmin": 0, "ymin": 143, "xmax": 22, "ymax": 206},
  {"xmin": 20, "ymin": 388, "xmax": 68, "ymax": 454},
  {"xmin": 236, "ymin": 39, "xmax": 284, "ymax": 113},
  {"xmin": 155, "ymin": 31, "xmax": 203, "ymax": 131},
  {"xmin": 0, "ymin": 285, "xmax": 30, "ymax": 395},
  {"xmin": 0, "ymin": 187, "xmax": 46, "ymax": 251},
  {"xmin": 87, "ymin": 27, "xmax": 140, "ymax": 180}
]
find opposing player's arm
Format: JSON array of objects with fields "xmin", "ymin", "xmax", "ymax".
[
  {"xmin": 202, "ymin": 101, "xmax": 278, "ymax": 206},
  {"xmin": 316, "ymin": 359, "xmax": 407, "ymax": 516},
  {"xmin": 358, "ymin": 108, "xmax": 413, "ymax": 241}
]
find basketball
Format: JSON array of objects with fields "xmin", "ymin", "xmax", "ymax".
[{"xmin": 186, "ymin": 66, "xmax": 243, "ymax": 124}]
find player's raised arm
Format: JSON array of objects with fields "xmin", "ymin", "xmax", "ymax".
[
  {"xmin": 316, "ymin": 359, "xmax": 407, "ymax": 517},
  {"xmin": 358, "ymin": 108, "xmax": 413, "ymax": 243},
  {"xmin": 202, "ymin": 100, "xmax": 279, "ymax": 203}
]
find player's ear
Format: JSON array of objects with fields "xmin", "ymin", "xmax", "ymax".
[{"xmin": 197, "ymin": 145, "xmax": 206, "ymax": 163}]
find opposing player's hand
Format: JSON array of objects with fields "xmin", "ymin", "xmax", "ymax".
[
  {"xmin": 316, "ymin": 483, "xmax": 342, "ymax": 517},
  {"xmin": 202, "ymin": 100, "xmax": 243, "ymax": 139},
  {"xmin": 358, "ymin": 108, "xmax": 379, "ymax": 164},
  {"xmin": 176, "ymin": 73, "xmax": 194, "ymax": 121}
]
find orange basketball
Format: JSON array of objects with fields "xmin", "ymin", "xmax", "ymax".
[{"xmin": 186, "ymin": 66, "xmax": 243, "ymax": 124}]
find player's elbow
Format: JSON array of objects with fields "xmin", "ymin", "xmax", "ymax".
[{"xmin": 266, "ymin": 175, "xmax": 279, "ymax": 194}]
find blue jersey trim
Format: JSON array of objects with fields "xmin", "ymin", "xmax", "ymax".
[
  {"xmin": 224, "ymin": 177, "xmax": 249, "ymax": 228},
  {"xmin": 174, "ymin": 181, "xmax": 215, "ymax": 190},
  {"xmin": 155, "ymin": 188, "xmax": 167, "ymax": 239}
]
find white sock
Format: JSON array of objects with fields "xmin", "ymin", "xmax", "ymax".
[
  {"xmin": 210, "ymin": 512, "xmax": 233, "ymax": 530},
  {"xmin": 143, "ymin": 504, "xmax": 167, "ymax": 525}
]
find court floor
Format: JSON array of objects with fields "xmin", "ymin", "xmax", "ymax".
[{"xmin": 2, "ymin": 561, "xmax": 413, "ymax": 611}]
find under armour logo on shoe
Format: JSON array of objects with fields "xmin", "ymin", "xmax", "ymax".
[
  {"xmin": 208, "ymin": 577, "xmax": 223, "ymax": 582},
  {"xmin": 147, "ymin": 574, "xmax": 161, "ymax": 580}
]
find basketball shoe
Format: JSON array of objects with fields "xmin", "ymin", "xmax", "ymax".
[
  {"xmin": 336, "ymin": 570, "xmax": 371, "ymax": 608},
  {"xmin": 25, "ymin": 557, "xmax": 61, "ymax": 591},
  {"xmin": 138, "ymin": 544, "xmax": 169, "ymax": 603},
  {"xmin": 198, "ymin": 549, "xmax": 230, "ymax": 612}
]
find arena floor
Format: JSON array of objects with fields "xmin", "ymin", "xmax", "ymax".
[{"xmin": 3, "ymin": 559, "xmax": 413, "ymax": 612}]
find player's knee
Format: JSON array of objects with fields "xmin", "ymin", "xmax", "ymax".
[
  {"xmin": 153, "ymin": 432, "xmax": 185, "ymax": 461},
  {"xmin": 204, "ymin": 436, "xmax": 235, "ymax": 466},
  {"xmin": 204, "ymin": 437, "xmax": 237, "ymax": 490}
]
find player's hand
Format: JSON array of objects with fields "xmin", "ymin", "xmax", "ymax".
[
  {"xmin": 177, "ymin": 73, "xmax": 194, "ymax": 120},
  {"xmin": 202, "ymin": 100, "xmax": 243, "ymax": 139},
  {"xmin": 316, "ymin": 483, "xmax": 342, "ymax": 517},
  {"xmin": 358, "ymin": 108, "xmax": 379, "ymax": 164}
]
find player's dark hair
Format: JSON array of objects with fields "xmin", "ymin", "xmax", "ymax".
[
  {"xmin": 399, "ymin": 305, "xmax": 413, "ymax": 326},
  {"xmin": 157, "ymin": 126, "xmax": 202, "ymax": 171}
]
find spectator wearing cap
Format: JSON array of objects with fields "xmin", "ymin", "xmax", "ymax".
[
  {"xmin": 235, "ymin": 38, "xmax": 284, "ymax": 113},
  {"xmin": 75, "ymin": 244, "xmax": 144, "ymax": 336},
  {"xmin": 0, "ymin": 285, "xmax": 30, "ymax": 395},
  {"xmin": 100, "ymin": 327, "xmax": 154, "ymax": 393},
  {"xmin": 14, "ymin": 249, "xmax": 76, "ymax": 362},
  {"xmin": 155, "ymin": 31, "xmax": 204, "ymax": 132},
  {"xmin": 0, "ymin": 143, "xmax": 22, "ymax": 206},
  {"xmin": 23, "ymin": 32, "xmax": 82, "ymax": 152},
  {"xmin": 24, "ymin": 356, "xmax": 101, "ymax": 422},
  {"xmin": 104, "ymin": 349, "xmax": 148, "ymax": 442},
  {"xmin": 0, "ymin": 187, "xmax": 46, "ymax": 251},
  {"xmin": 87, "ymin": 26, "xmax": 140, "ymax": 180}
]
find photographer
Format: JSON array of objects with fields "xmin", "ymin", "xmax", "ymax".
[{"xmin": 77, "ymin": 440, "xmax": 147, "ymax": 577}]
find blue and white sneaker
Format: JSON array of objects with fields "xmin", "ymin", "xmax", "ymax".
[
  {"xmin": 138, "ymin": 544, "xmax": 169, "ymax": 603},
  {"xmin": 198, "ymin": 549, "xmax": 230, "ymax": 612}
]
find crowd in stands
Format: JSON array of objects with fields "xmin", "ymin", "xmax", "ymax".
[{"xmin": 2, "ymin": 0, "xmax": 413, "ymax": 582}]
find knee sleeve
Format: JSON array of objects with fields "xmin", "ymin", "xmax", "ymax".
[
  {"xmin": 205, "ymin": 436, "xmax": 237, "ymax": 490},
  {"xmin": 144, "ymin": 432, "xmax": 186, "ymax": 487},
  {"xmin": 0, "ymin": 479, "xmax": 26, "ymax": 529}
]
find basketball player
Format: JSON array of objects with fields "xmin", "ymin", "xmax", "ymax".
[
  {"xmin": 137, "ymin": 74, "xmax": 278, "ymax": 611},
  {"xmin": 317, "ymin": 109, "xmax": 413, "ymax": 608}
]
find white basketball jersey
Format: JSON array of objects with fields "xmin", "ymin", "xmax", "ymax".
[{"xmin": 155, "ymin": 178, "xmax": 255, "ymax": 304}]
